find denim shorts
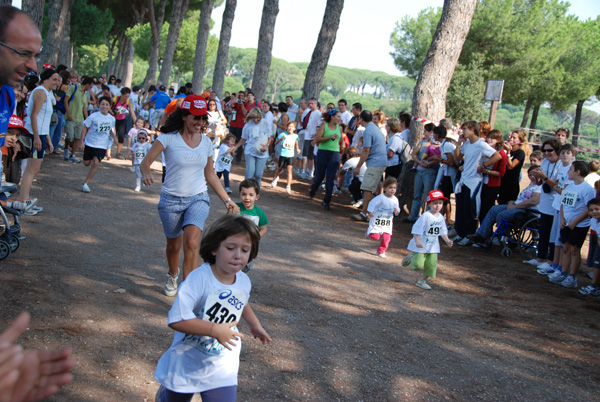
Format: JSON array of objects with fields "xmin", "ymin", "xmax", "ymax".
[{"xmin": 157, "ymin": 191, "xmax": 210, "ymax": 238}]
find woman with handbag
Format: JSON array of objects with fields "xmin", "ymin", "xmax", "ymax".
[{"xmin": 228, "ymin": 107, "xmax": 272, "ymax": 186}]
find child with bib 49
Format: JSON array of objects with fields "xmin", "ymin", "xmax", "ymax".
[
  {"xmin": 406, "ymin": 190, "xmax": 453, "ymax": 290},
  {"xmin": 366, "ymin": 177, "xmax": 400, "ymax": 258},
  {"xmin": 126, "ymin": 129, "xmax": 152, "ymax": 192},
  {"xmin": 154, "ymin": 214, "xmax": 271, "ymax": 402}
]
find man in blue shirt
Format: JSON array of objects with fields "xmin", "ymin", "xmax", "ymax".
[
  {"xmin": 351, "ymin": 110, "xmax": 388, "ymax": 222},
  {"xmin": 146, "ymin": 84, "xmax": 171, "ymax": 130}
]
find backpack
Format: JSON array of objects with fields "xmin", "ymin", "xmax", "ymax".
[
  {"xmin": 393, "ymin": 133, "xmax": 412, "ymax": 164},
  {"xmin": 56, "ymin": 85, "xmax": 77, "ymax": 114}
]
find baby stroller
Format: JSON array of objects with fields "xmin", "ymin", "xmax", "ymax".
[{"xmin": 0, "ymin": 182, "xmax": 23, "ymax": 260}]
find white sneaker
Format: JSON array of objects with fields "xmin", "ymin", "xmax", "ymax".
[
  {"xmin": 81, "ymin": 183, "xmax": 90, "ymax": 193},
  {"xmin": 523, "ymin": 259, "xmax": 542, "ymax": 266},
  {"xmin": 285, "ymin": 185, "xmax": 291, "ymax": 194},
  {"xmin": 415, "ymin": 279, "xmax": 432, "ymax": 290},
  {"xmin": 352, "ymin": 199, "xmax": 363, "ymax": 208},
  {"xmin": 11, "ymin": 198, "xmax": 37, "ymax": 212},
  {"xmin": 134, "ymin": 186, "xmax": 141, "ymax": 192},
  {"xmin": 63, "ymin": 149, "xmax": 70, "ymax": 160},
  {"xmin": 164, "ymin": 268, "xmax": 180, "ymax": 296},
  {"xmin": 377, "ymin": 252, "xmax": 386, "ymax": 258},
  {"xmin": 271, "ymin": 177, "xmax": 278, "ymax": 187},
  {"xmin": 69, "ymin": 155, "xmax": 81, "ymax": 163}
]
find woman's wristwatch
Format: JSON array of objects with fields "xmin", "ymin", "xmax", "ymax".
[{"xmin": 224, "ymin": 198, "xmax": 232, "ymax": 205}]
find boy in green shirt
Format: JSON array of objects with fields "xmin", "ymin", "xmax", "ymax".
[{"xmin": 237, "ymin": 179, "xmax": 268, "ymax": 272}]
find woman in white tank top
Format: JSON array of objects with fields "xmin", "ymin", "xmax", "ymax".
[{"xmin": 19, "ymin": 68, "xmax": 60, "ymax": 208}]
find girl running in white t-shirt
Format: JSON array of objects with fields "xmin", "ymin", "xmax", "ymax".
[
  {"xmin": 126, "ymin": 129, "xmax": 152, "ymax": 192},
  {"xmin": 366, "ymin": 177, "xmax": 400, "ymax": 258}
]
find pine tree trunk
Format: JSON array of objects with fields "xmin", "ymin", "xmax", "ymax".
[
  {"xmin": 57, "ymin": 5, "xmax": 73, "ymax": 67},
  {"xmin": 252, "ymin": 0, "xmax": 279, "ymax": 101},
  {"xmin": 158, "ymin": 0, "xmax": 190, "ymax": 87},
  {"xmin": 191, "ymin": 0, "xmax": 214, "ymax": 93},
  {"xmin": 410, "ymin": 0, "xmax": 477, "ymax": 148},
  {"xmin": 301, "ymin": 0, "xmax": 344, "ymax": 100},
  {"xmin": 39, "ymin": 0, "xmax": 73, "ymax": 69},
  {"xmin": 529, "ymin": 104, "xmax": 540, "ymax": 132},
  {"xmin": 21, "ymin": 0, "xmax": 45, "ymax": 32},
  {"xmin": 572, "ymin": 99, "xmax": 584, "ymax": 147},
  {"xmin": 143, "ymin": 0, "xmax": 167, "ymax": 88},
  {"xmin": 212, "ymin": 0, "xmax": 237, "ymax": 98},
  {"xmin": 521, "ymin": 98, "xmax": 532, "ymax": 131}
]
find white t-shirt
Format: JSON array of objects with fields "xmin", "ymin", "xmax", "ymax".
[
  {"xmin": 351, "ymin": 127, "xmax": 365, "ymax": 149},
  {"xmin": 83, "ymin": 111, "xmax": 116, "ymax": 149},
  {"xmin": 591, "ymin": 217, "xmax": 600, "ymax": 234},
  {"xmin": 340, "ymin": 110, "xmax": 352, "ymax": 125},
  {"xmin": 287, "ymin": 104, "xmax": 298, "ymax": 122},
  {"xmin": 407, "ymin": 211, "xmax": 447, "ymax": 254},
  {"xmin": 215, "ymin": 143, "xmax": 234, "ymax": 173},
  {"xmin": 158, "ymin": 132, "xmax": 213, "ymax": 197},
  {"xmin": 305, "ymin": 110, "xmax": 322, "ymax": 140},
  {"xmin": 241, "ymin": 119, "xmax": 271, "ymax": 158},
  {"xmin": 585, "ymin": 172, "xmax": 600, "ymax": 188},
  {"xmin": 342, "ymin": 157, "xmax": 367, "ymax": 182},
  {"xmin": 440, "ymin": 140, "xmax": 457, "ymax": 178},
  {"xmin": 366, "ymin": 194, "xmax": 399, "ymax": 235},
  {"xmin": 537, "ymin": 159, "xmax": 561, "ymax": 215},
  {"xmin": 561, "ymin": 181, "xmax": 596, "ymax": 227},
  {"xmin": 515, "ymin": 183, "xmax": 542, "ymax": 208},
  {"xmin": 24, "ymin": 86, "xmax": 55, "ymax": 136},
  {"xmin": 551, "ymin": 163, "xmax": 573, "ymax": 210},
  {"xmin": 154, "ymin": 263, "xmax": 251, "ymax": 393},
  {"xmin": 399, "ymin": 129, "xmax": 410, "ymax": 143},
  {"xmin": 387, "ymin": 133, "xmax": 407, "ymax": 167},
  {"xmin": 460, "ymin": 139, "xmax": 496, "ymax": 190},
  {"xmin": 131, "ymin": 142, "xmax": 151, "ymax": 165}
]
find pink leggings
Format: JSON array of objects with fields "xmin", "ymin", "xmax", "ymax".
[{"xmin": 369, "ymin": 232, "xmax": 391, "ymax": 254}]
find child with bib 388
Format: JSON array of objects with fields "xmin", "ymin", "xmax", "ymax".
[{"xmin": 366, "ymin": 177, "xmax": 400, "ymax": 258}]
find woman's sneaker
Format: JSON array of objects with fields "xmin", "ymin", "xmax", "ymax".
[
  {"xmin": 164, "ymin": 269, "xmax": 180, "ymax": 296},
  {"xmin": 81, "ymin": 183, "xmax": 91, "ymax": 193}
]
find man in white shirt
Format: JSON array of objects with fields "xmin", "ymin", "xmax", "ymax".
[
  {"xmin": 338, "ymin": 99, "xmax": 352, "ymax": 125},
  {"xmin": 299, "ymin": 98, "xmax": 321, "ymax": 179}
]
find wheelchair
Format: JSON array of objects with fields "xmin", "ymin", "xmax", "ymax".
[
  {"xmin": 0, "ymin": 182, "xmax": 23, "ymax": 261},
  {"xmin": 488, "ymin": 209, "xmax": 540, "ymax": 259}
]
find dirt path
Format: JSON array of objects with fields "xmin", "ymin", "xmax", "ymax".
[{"xmin": 1, "ymin": 154, "xmax": 599, "ymax": 401}]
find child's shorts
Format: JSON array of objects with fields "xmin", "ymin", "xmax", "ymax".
[
  {"xmin": 410, "ymin": 252, "xmax": 438, "ymax": 278},
  {"xmin": 278, "ymin": 156, "xmax": 293, "ymax": 168},
  {"xmin": 83, "ymin": 145, "xmax": 107, "ymax": 162},
  {"xmin": 559, "ymin": 226, "xmax": 590, "ymax": 249}
]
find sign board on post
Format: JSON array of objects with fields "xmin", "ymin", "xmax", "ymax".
[{"xmin": 484, "ymin": 80, "xmax": 504, "ymax": 129}]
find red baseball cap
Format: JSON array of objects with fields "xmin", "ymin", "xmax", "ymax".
[
  {"xmin": 180, "ymin": 95, "xmax": 208, "ymax": 116},
  {"xmin": 8, "ymin": 115, "xmax": 29, "ymax": 134},
  {"xmin": 426, "ymin": 190, "xmax": 448, "ymax": 203}
]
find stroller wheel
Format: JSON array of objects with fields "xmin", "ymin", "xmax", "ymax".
[
  {"xmin": 9, "ymin": 235, "xmax": 20, "ymax": 253},
  {"xmin": 0, "ymin": 240, "xmax": 11, "ymax": 260}
]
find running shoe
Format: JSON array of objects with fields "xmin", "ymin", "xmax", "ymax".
[
  {"xmin": 377, "ymin": 252, "xmax": 386, "ymax": 258},
  {"xmin": 11, "ymin": 198, "xmax": 37, "ymax": 212},
  {"xmin": 549, "ymin": 270, "xmax": 567, "ymax": 283},
  {"xmin": 415, "ymin": 279, "xmax": 432, "ymax": 290},
  {"xmin": 285, "ymin": 186, "xmax": 291, "ymax": 194},
  {"xmin": 402, "ymin": 254, "xmax": 413, "ymax": 267},
  {"xmin": 332, "ymin": 187, "xmax": 342, "ymax": 195},
  {"xmin": 164, "ymin": 268, "xmax": 180, "ymax": 297},
  {"xmin": 134, "ymin": 186, "xmax": 141, "ymax": 192},
  {"xmin": 68, "ymin": 155, "xmax": 81, "ymax": 163},
  {"xmin": 350, "ymin": 212, "xmax": 368, "ymax": 222},
  {"xmin": 352, "ymin": 199, "xmax": 363, "ymax": 208},
  {"xmin": 536, "ymin": 264, "xmax": 556, "ymax": 275},
  {"xmin": 457, "ymin": 237, "xmax": 471, "ymax": 246},
  {"xmin": 579, "ymin": 285, "xmax": 600, "ymax": 296},
  {"xmin": 63, "ymin": 149, "xmax": 70, "ymax": 160},
  {"xmin": 560, "ymin": 275, "xmax": 578, "ymax": 288},
  {"xmin": 81, "ymin": 183, "xmax": 91, "ymax": 193},
  {"xmin": 523, "ymin": 259, "xmax": 542, "ymax": 266},
  {"xmin": 271, "ymin": 177, "xmax": 278, "ymax": 188}
]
